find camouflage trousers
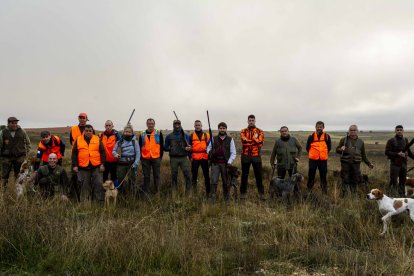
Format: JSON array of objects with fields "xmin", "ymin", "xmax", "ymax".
[{"xmin": 1, "ymin": 155, "xmax": 26, "ymax": 190}]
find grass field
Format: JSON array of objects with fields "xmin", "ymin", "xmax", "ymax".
[{"xmin": 1, "ymin": 129, "xmax": 414, "ymax": 275}]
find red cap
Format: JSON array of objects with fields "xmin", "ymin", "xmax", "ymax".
[{"xmin": 78, "ymin": 113, "xmax": 88, "ymax": 118}]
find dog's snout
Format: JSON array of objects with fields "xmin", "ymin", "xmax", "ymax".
[{"xmin": 366, "ymin": 194, "xmax": 370, "ymax": 199}]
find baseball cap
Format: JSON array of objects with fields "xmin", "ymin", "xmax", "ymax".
[{"xmin": 7, "ymin": 117, "xmax": 19, "ymax": 123}]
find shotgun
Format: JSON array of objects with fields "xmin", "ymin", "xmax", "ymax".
[
  {"xmin": 117, "ymin": 108, "xmax": 136, "ymax": 157},
  {"xmin": 173, "ymin": 111, "xmax": 190, "ymax": 147}
]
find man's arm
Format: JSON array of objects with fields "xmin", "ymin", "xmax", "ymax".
[
  {"xmin": 60, "ymin": 138, "xmax": 66, "ymax": 156},
  {"xmin": 385, "ymin": 139, "xmax": 398, "ymax": 159},
  {"xmin": 326, "ymin": 134, "xmax": 332, "ymax": 152},
  {"xmin": 71, "ymin": 140, "xmax": 79, "ymax": 168},
  {"xmin": 306, "ymin": 135, "xmax": 312, "ymax": 152},
  {"xmin": 336, "ymin": 137, "xmax": 345, "ymax": 154},
  {"xmin": 360, "ymin": 141, "xmax": 373, "ymax": 167},
  {"xmin": 269, "ymin": 140, "xmax": 278, "ymax": 166},
  {"xmin": 228, "ymin": 138, "xmax": 237, "ymax": 165},
  {"xmin": 21, "ymin": 128, "xmax": 31, "ymax": 151},
  {"xmin": 164, "ymin": 134, "xmax": 171, "ymax": 152},
  {"xmin": 159, "ymin": 132, "xmax": 164, "ymax": 159},
  {"xmin": 99, "ymin": 140, "xmax": 106, "ymax": 164},
  {"xmin": 295, "ymin": 138, "xmax": 303, "ymax": 160}
]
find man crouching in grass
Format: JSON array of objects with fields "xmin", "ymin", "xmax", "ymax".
[{"xmin": 36, "ymin": 153, "xmax": 70, "ymax": 202}]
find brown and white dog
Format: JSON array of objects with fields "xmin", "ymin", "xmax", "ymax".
[
  {"xmin": 15, "ymin": 160, "xmax": 36, "ymax": 199},
  {"xmin": 366, "ymin": 188, "xmax": 414, "ymax": 235},
  {"xmin": 102, "ymin": 180, "xmax": 118, "ymax": 207},
  {"xmin": 405, "ymin": 177, "xmax": 414, "ymax": 196}
]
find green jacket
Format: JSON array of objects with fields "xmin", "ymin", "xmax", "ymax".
[
  {"xmin": 37, "ymin": 165, "xmax": 69, "ymax": 195},
  {"xmin": 270, "ymin": 136, "xmax": 302, "ymax": 169},
  {"xmin": 336, "ymin": 136, "xmax": 371, "ymax": 165},
  {"xmin": 0, "ymin": 126, "xmax": 31, "ymax": 158}
]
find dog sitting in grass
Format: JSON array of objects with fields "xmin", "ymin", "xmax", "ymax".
[
  {"xmin": 102, "ymin": 180, "xmax": 118, "ymax": 207},
  {"xmin": 15, "ymin": 160, "xmax": 36, "ymax": 199},
  {"xmin": 269, "ymin": 173, "xmax": 304, "ymax": 203}
]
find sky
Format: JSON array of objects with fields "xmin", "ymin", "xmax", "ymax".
[{"xmin": 1, "ymin": 0, "xmax": 414, "ymax": 131}]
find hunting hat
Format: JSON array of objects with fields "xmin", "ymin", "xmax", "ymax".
[
  {"xmin": 78, "ymin": 113, "xmax": 89, "ymax": 120},
  {"xmin": 7, "ymin": 117, "xmax": 19, "ymax": 123},
  {"xmin": 173, "ymin": 120, "xmax": 181, "ymax": 125}
]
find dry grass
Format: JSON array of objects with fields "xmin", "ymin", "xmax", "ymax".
[{"xmin": 1, "ymin": 130, "xmax": 414, "ymax": 274}]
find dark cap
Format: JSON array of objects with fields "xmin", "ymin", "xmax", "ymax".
[
  {"xmin": 173, "ymin": 120, "xmax": 181, "ymax": 125},
  {"xmin": 40, "ymin": 130, "xmax": 51, "ymax": 138},
  {"xmin": 7, "ymin": 117, "xmax": 19, "ymax": 123}
]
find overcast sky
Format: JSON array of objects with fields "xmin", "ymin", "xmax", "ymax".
[{"xmin": 1, "ymin": 0, "xmax": 414, "ymax": 131}]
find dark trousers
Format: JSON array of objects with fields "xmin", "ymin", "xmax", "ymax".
[
  {"xmin": 191, "ymin": 159, "xmax": 210, "ymax": 196},
  {"xmin": 170, "ymin": 156, "xmax": 191, "ymax": 193},
  {"xmin": 340, "ymin": 162, "xmax": 361, "ymax": 196},
  {"xmin": 240, "ymin": 155, "xmax": 264, "ymax": 195},
  {"xmin": 117, "ymin": 163, "xmax": 136, "ymax": 196},
  {"xmin": 307, "ymin": 159, "xmax": 328, "ymax": 193},
  {"xmin": 277, "ymin": 167, "xmax": 293, "ymax": 179},
  {"xmin": 103, "ymin": 161, "xmax": 118, "ymax": 182},
  {"xmin": 211, "ymin": 163, "xmax": 229, "ymax": 200},
  {"xmin": 141, "ymin": 158, "xmax": 161, "ymax": 193},
  {"xmin": 389, "ymin": 163, "xmax": 407, "ymax": 196},
  {"xmin": 77, "ymin": 168, "xmax": 104, "ymax": 201},
  {"xmin": 1, "ymin": 156, "xmax": 25, "ymax": 190}
]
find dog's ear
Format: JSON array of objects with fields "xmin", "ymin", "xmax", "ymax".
[{"xmin": 373, "ymin": 189, "xmax": 384, "ymax": 200}]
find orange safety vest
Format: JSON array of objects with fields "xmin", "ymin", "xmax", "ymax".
[
  {"xmin": 71, "ymin": 125, "xmax": 83, "ymax": 145},
  {"xmin": 308, "ymin": 132, "xmax": 329, "ymax": 161},
  {"xmin": 240, "ymin": 127, "xmax": 263, "ymax": 156},
  {"xmin": 38, "ymin": 135, "xmax": 63, "ymax": 162},
  {"xmin": 76, "ymin": 134, "xmax": 101, "ymax": 167},
  {"xmin": 191, "ymin": 132, "xmax": 209, "ymax": 160},
  {"xmin": 141, "ymin": 129, "xmax": 161, "ymax": 159},
  {"xmin": 99, "ymin": 132, "xmax": 118, "ymax": 163}
]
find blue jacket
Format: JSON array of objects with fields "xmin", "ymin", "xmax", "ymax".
[{"xmin": 112, "ymin": 136, "xmax": 140, "ymax": 168}]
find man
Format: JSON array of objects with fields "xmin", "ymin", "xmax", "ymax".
[
  {"xmin": 336, "ymin": 125, "xmax": 374, "ymax": 196},
  {"xmin": 36, "ymin": 153, "xmax": 70, "ymax": 201},
  {"xmin": 71, "ymin": 124, "xmax": 106, "ymax": 201},
  {"xmin": 189, "ymin": 120, "xmax": 210, "ymax": 197},
  {"xmin": 270, "ymin": 126, "xmax": 302, "ymax": 179},
  {"xmin": 385, "ymin": 125, "xmax": 414, "ymax": 196},
  {"xmin": 240, "ymin": 115, "xmax": 264, "ymax": 199},
  {"xmin": 0, "ymin": 117, "xmax": 31, "ymax": 191},
  {"xmin": 139, "ymin": 118, "xmax": 164, "ymax": 195},
  {"xmin": 164, "ymin": 120, "xmax": 191, "ymax": 195},
  {"xmin": 306, "ymin": 121, "xmax": 331, "ymax": 194},
  {"xmin": 207, "ymin": 122, "xmax": 236, "ymax": 201},
  {"xmin": 70, "ymin": 112, "xmax": 88, "ymax": 145},
  {"xmin": 34, "ymin": 130, "xmax": 65, "ymax": 170},
  {"xmin": 99, "ymin": 120, "xmax": 121, "ymax": 182}
]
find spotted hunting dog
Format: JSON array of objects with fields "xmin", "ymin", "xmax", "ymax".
[{"xmin": 366, "ymin": 188, "xmax": 414, "ymax": 235}]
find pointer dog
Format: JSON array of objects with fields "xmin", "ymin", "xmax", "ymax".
[{"xmin": 366, "ymin": 188, "xmax": 414, "ymax": 235}]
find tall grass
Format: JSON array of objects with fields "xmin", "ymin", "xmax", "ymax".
[{"xmin": 1, "ymin": 132, "xmax": 414, "ymax": 274}]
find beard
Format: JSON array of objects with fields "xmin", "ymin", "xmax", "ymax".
[{"xmin": 219, "ymin": 130, "xmax": 227, "ymax": 136}]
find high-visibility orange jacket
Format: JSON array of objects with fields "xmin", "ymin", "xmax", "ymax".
[
  {"xmin": 99, "ymin": 131, "xmax": 118, "ymax": 163},
  {"xmin": 76, "ymin": 134, "xmax": 102, "ymax": 167},
  {"xmin": 70, "ymin": 126, "xmax": 83, "ymax": 145},
  {"xmin": 190, "ymin": 131, "xmax": 209, "ymax": 160},
  {"xmin": 240, "ymin": 127, "xmax": 264, "ymax": 156},
  {"xmin": 140, "ymin": 129, "xmax": 161, "ymax": 159},
  {"xmin": 38, "ymin": 135, "xmax": 63, "ymax": 162},
  {"xmin": 308, "ymin": 132, "xmax": 329, "ymax": 160}
]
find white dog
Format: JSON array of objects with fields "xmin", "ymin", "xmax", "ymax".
[
  {"xmin": 366, "ymin": 188, "xmax": 414, "ymax": 235},
  {"xmin": 15, "ymin": 160, "xmax": 36, "ymax": 199}
]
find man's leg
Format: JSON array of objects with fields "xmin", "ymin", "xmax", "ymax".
[
  {"xmin": 153, "ymin": 158, "xmax": 161, "ymax": 194},
  {"xmin": 389, "ymin": 164, "xmax": 400, "ymax": 195},
  {"xmin": 191, "ymin": 159, "xmax": 201, "ymax": 192},
  {"xmin": 251, "ymin": 156, "xmax": 264, "ymax": 196},
  {"xmin": 91, "ymin": 167, "xmax": 104, "ymax": 201},
  {"xmin": 200, "ymin": 159, "xmax": 210, "ymax": 197},
  {"xmin": 170, "ymin": 157, "xmax": 179, "ymax": 193},
  {"xmin": 141, "ymin": 158, "xmax": 151, "ymax": 193},
  {"xmin": 398, "ymin": 164, "xmax": 408, "ymax": 197},
  {"xmin": 277, "ymin": 167, "xmax": 287, "ymax": 179},
  {"xmin": 103, "ymin": 161, "xmax": 110, "ymax": 182},
  {"xmin": 180, "ymin": 157, "xmax": 192, "ymax": 194},
  {"xmin": 220, "ymin": 164, "xmax": 229, "ymax": 201},
  {"xmin": 349, "ymin": 163, "xmax": 361, "ymax": 195},
  {"xmin": 210, "ymin": 164, "xmax": 220, "ymax": 201},
  {"xmin": 77, "ymin": 169, "xmax": 92, "ymax": 201},
  {"xmin": 240, "ymin": 155, "xmax": 251, "ymax": 196},
  {"xmin": 340, "ymin": 162, "xmax": 350, "ymax": 197},
  {"xmin": 109, "ymin": 162, "xmax": 118, "ymax": 181},
  {"xmin": 319, "ymin": 160, "xmax": 328, "ymax": 194},
  {"xmin": 307, "ymin": 159, "xmax": 317, "ymax": 191},
  {"xmin": 1, "ymin": 158, "xmax": 12, "ymax": 192}
]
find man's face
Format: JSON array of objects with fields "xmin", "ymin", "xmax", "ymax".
[
  {"xmin": 41, "ymin": 135, "xmax": 51, "ymax": 144},
  {"xmin": 105, "ymin": 121, "xmax": 113, "ymax": 131},
  {"xmin": 280, "ymin": 128, "xmax": 289, "ymax": 138},
  {"xmin": 84, "ymin": 127, "xmax": 93, "ymax": 138},
  {"xmin": 395, "ymin": 128, "xmax": 404, "ymax": 137},
  {"xmin": 248, "ymin": 117, "xmax": 256, "ymax": 128},
  {"xmin": 194, "ymin": 121, "xmax": 202, "ymax": 131},
  {"xmin": 174, "ymin": 123, "xmax": 181, "ymax": 132},
  {"xmin": 316, "ymin": 124, "xmax": 324, "ymax": 133},
  {"xmin": 219, "ymin": 126, "xmax": 227, "ymax": 136},
  {"xmin": 78, "ymin": 116, "xmax": 87, "ymax": 126},
  {"xmin": 349, "ymin": 127, "xmax": 358, "ymax": 138},
  {"xmin": 124, "ymin": 129, "xmax": 133, "ymax": 136},
  {"xmin": 8, "ymin": 121, "xmax": 18, "ymax": 131},
  {"xmin": 147, "ymin": 120, "xmax": 155, "ymax": 131},
  {"xmin": 48, "ymin": 154, "xmax": 58, "ymax": 168}
]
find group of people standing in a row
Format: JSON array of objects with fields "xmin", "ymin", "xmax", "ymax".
[{"xmin": 0, "ymin": 114, "xmax": 413, "ymax": 202}]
